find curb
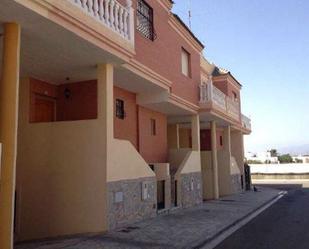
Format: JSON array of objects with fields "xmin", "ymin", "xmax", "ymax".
[{"xmin": 193, "ymin": 190, "xmax": 285, "ymax": 249}]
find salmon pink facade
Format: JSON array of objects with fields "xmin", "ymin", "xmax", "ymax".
[{"xmin": 0, "ymin": 0, "xmax": 251, "ymax": 247}]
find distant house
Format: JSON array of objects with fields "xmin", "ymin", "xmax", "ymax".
[
  {"xmin": 246, "ymin": 151, "xmax": 279, "ymax": 164},
  {"xmin": 292, "ymin": 156, "xmax": 309, "ymax": 164}
]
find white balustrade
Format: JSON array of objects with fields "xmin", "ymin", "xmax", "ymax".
[
  {"xmin": 199, "ymin": 84, "xmax": 209, "ymax": 103},
  {"xmin": 70, "ymin": 0, "xmax": 134, "ymax": 43},
  {"xmin": 212, "ymin": 86, "xmax": 226, "ymax": 110},
  {"xmin": 199, "ymin": 82, "xmax": 242, "ymax": 121},
  {"xmin": 227, "ymin": 97, "xmax": 240, "ymax": 119},
  {"xmin": 241, "ymin": 114, "xmax": 251, "ymax": 130}
]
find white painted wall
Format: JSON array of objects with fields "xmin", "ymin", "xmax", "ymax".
[{"xmin": 250, "ymin": 164, "xmax": 309, "ymax": 174}]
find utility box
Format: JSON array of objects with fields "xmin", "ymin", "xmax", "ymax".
[{"xmin": 142, "ymin": 181, "xmax": 150, "ymax": 200}]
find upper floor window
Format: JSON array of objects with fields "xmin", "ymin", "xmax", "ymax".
[
  {"xmin": 150, "ymin": 118, "xmax": 156, "ymax": 136},
  {"xmin": 116, "ymin": 99, "xmax": 125, "ymax": 119},
  {"xmin": 220, "ymin": 135, "xmax": 223, "ymax": 146},
  {"xmin": 232, "ymin": 91, "xmax": 238, "ymax": 101},
  {"xmin": 137, "ymin": 0, "xmax": 156, "ymax": 41},
  {"xmin": 181, "ymin": 48, "xmax": 191, "ymax": 77}
]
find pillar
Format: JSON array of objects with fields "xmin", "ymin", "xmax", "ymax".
[
  {"xmin": 218, "ymin": 125, "xmax": 232, "ymax": 196},
  {"xmin": 224, "ymin": 126, "xmax": 231, "ymax": 156},
  {"xmin": 239, "ymin": 132, "xmax": 245, "ymax": 176},
  {"xmin": 97, "ymin": 64, "xmax": 114, "ymax": 139},
  {"xmin": 191, "ymin": 115, "xmax": 200, "ymax": 151},
  {"xmin": 176, "ymin": 124, "xmax": 180, "ymax": 150},
  {"xmin": 231, "ymin": 131, "xmax": 245, "ymax": 175},
  {"xmin": 167, "ymin": 124, "xmax": 180, "ymax": 149},
  {"xmin": 211, "ymin": 121, "xmax": 219, "ymax": 199},
  {"xmin": 0, "ymin": 23, "xmax": 21, "ymax": 249},
  {"xmin": 97, "ymin": 63, "xmax": 114, "ymax": 230}
]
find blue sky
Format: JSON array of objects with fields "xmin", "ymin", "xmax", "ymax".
[{"xmin": 172, "ymin": 0, "xmax": 309, "ymax": 153}]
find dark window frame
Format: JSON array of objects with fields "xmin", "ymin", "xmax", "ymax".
[
  {"xmin": 136, "ymin": 0, "xmax": 156, "ymax": 41},
  {"xmin": 181, "ymin": 47, "xmax": 191, "ymax": 78},
  {"xmin": 232, "ymin": 91, "xmax": 238, "ymax": 101},
  {"xmin": 220, "ymin": 136, "xmax": 223, "ymax": 146},
  {"xmin": 150, "ymin": 118, "xmax": 156, "ymax": 136},
  {"xmin": 116, "ymin": 99, "xmax": 125, "ymax": 119}
]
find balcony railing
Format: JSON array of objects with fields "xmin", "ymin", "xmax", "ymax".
[
  {"xmin": 227, "ymin": 97, "xmax": 240, "ymax": 119},
  {"xmin": 70, "ymin": 0, "xmax": 134, "ymax": 43},
  {"xmin": 241, "ymin": 114, "xmax": 251, "ymax": 130},
  {"xmin": 212, "ymin": 86, "xmax": 227, "ymax": 110},
  {"xmin": 200, "ymin": 84, "xmax": 240, "ymax": 121}
]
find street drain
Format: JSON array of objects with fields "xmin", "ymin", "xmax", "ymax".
[
  {"xmin": 119, "ymin": 226, "xmax": 140, "ymax": 233},
  {"xmin": 220, "ymin": 199, "xmax": 235, "ymax": 202}
]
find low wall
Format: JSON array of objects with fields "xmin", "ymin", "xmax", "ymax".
[
  {"xmin": 250, "ymin": 164, "xmax": 309, "ymax": 174},
  {"xmin": 107, "ymin": 139, "xmax": 157, "ymax": 229},
  {"xmin": 201, "ymin": 151, "xmax": 213, "ymax": 200},
  {"xmin": 107, "ymin": 177, "xmax": 156, "ymax": 230},
  {"xmin": 108, "ymin": 139, "xmax": 155, "ymax": 182},
  {"xmin": 16, "ymin": 120, "xmax": 108, "ymax": 241},
  {"xmin": 217, "ymin": 150, "xmax": 231, "ymax": 196},
  {"xmin": 177, "ymin": 151, "xmax": 202, "ymax": 208},
  {"xmin": 176, "ymin": 151, "xmax": 201, "ymax": 177},
  {"xmin": 250, "ymin": 164, "xmax": 309, "ymax": 180},
  {"xmin": 252, "ymin": 173, "xmax": 309, "ymax": 180},
  {"xmin": 168, "ymin": 148, "xmax": 191, "ymax": 174},
  {"xmin": 230, "ymin": 157, "xmax": 242, "ymax": 193}
]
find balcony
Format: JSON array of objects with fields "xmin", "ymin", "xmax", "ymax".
[
  {"xmin": 70, "ymin": 0, "xmax": 134, "ymax": 44},
  {"xmin": 199, "ymin": 83, "xmax": 240, "ymax": 121},
  {"xmin": 241, "ymin": 114, "xmax": 252, "ymax": 131}
]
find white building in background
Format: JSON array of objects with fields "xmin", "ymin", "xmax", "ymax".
[
  {"xmin": 246, "ymin": 151, "xmax": 279, "ymax": 164},
  {"xmin": 292, "ymin": 156, "xmax": 309, "ymax": 164}
]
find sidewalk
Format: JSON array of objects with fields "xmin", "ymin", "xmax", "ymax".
[{"xmin": 15, "ymin": 187, "xmax": 280, "ymax": 249}]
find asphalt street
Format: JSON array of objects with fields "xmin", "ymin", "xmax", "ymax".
[{"xmin": 215, "ymin": 183, "xmax": 309, "ymax": 249}]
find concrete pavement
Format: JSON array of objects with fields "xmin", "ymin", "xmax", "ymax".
[{"xmin": 15, "ymin": 187, "xmax": 281, "ymax": 249}]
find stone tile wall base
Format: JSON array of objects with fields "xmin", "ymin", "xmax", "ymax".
[
  {"xmin": 231, "ymin": 174, "xmax": 242, "ymax": 193},
  {"xmin": 107, "ymin": 177, "xmax": 157, "ymax": 230},
  {"xmin": 164, "ymin": 178, "xmax": 172, "ymax": 210},
  {"xmin": 181, "ymin": 172, "xmax": 203, "ymax": 208}
]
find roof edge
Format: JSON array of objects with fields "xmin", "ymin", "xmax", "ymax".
[{"xmin": 172, "ymin": 14, "xmax": 205, "ymax": 49}]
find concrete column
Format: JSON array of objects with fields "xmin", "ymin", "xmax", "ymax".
[
  {"xmin": 97, "ymin": 64, "xmax": 114, "ymax": 140},
  {"xmin": 97, "ymin": 63, "xmax": 114, "ymax": 231},
  {"xmin": 191, "ymin": 115, "xmax": 200, "ymax": 151},
  {"xmin": 211, "ymin": 121, "xmax": 219, "ymax": 199},
  {"xmin": 224, "ymin": 126, "xmax": 231, "ymax": 159},
  {"xmin": 167, "ymin": 124, "xmax": 180, "ymax": 149},
  {"xmin": 239, "ymin": 133, "xmax": 245, "ymax": 175},
  {"xmin": 218, "ymin": 125, "xmax": 232, "ymax": 196},
  {"xmin": 0, "ymin": 23, "xmax": 21, "ymax": 249},
  {"xmin": 176, "ymin": 124, "xmax": 180, "ymax": 150},
  {"xmin": 231, "ymin": 131, "xmax": 245, "ymax": 175}
]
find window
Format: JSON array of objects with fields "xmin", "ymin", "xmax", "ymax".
[
  {"xmin": 116, "ymin": 99, "xmax": 125, "ymax": 119},
  {"xmin": 220, "ymin": 136, "xmax": 223, "ymax": 146},
  {"xmin": 181, "ymin": 48, "xmax": 191, "ymax": 77},
  {"xmin": 137, "ymin": 0, "xmax": 156, "ymax": 41},
  {"xmin": 150, "ymin": 118, "xmax": 156, "ymax": 136},
  {"xmin": 232, "ymin": 91, "xmax": 238, "ymax": 101},
  {"xmin": 149, "ymin": 164, "xmax": 155, "ymax": 171}
]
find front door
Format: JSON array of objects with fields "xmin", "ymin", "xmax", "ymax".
[
  {"xmin": 33, "ymin": 95, "xmax": 55, "ymax": 122},
  {"xmin": 157, "ymin": 180, "xmax": 165, "ymax": 210}
]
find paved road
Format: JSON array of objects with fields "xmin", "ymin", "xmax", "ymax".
[{"xmin": 215, "ymin": 183, "xmax": 309, "ymax": 249}]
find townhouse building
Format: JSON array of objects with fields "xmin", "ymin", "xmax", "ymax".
[{"xmin": 0, "ymin": 0, "xmax": 251, "ymax": 248}]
